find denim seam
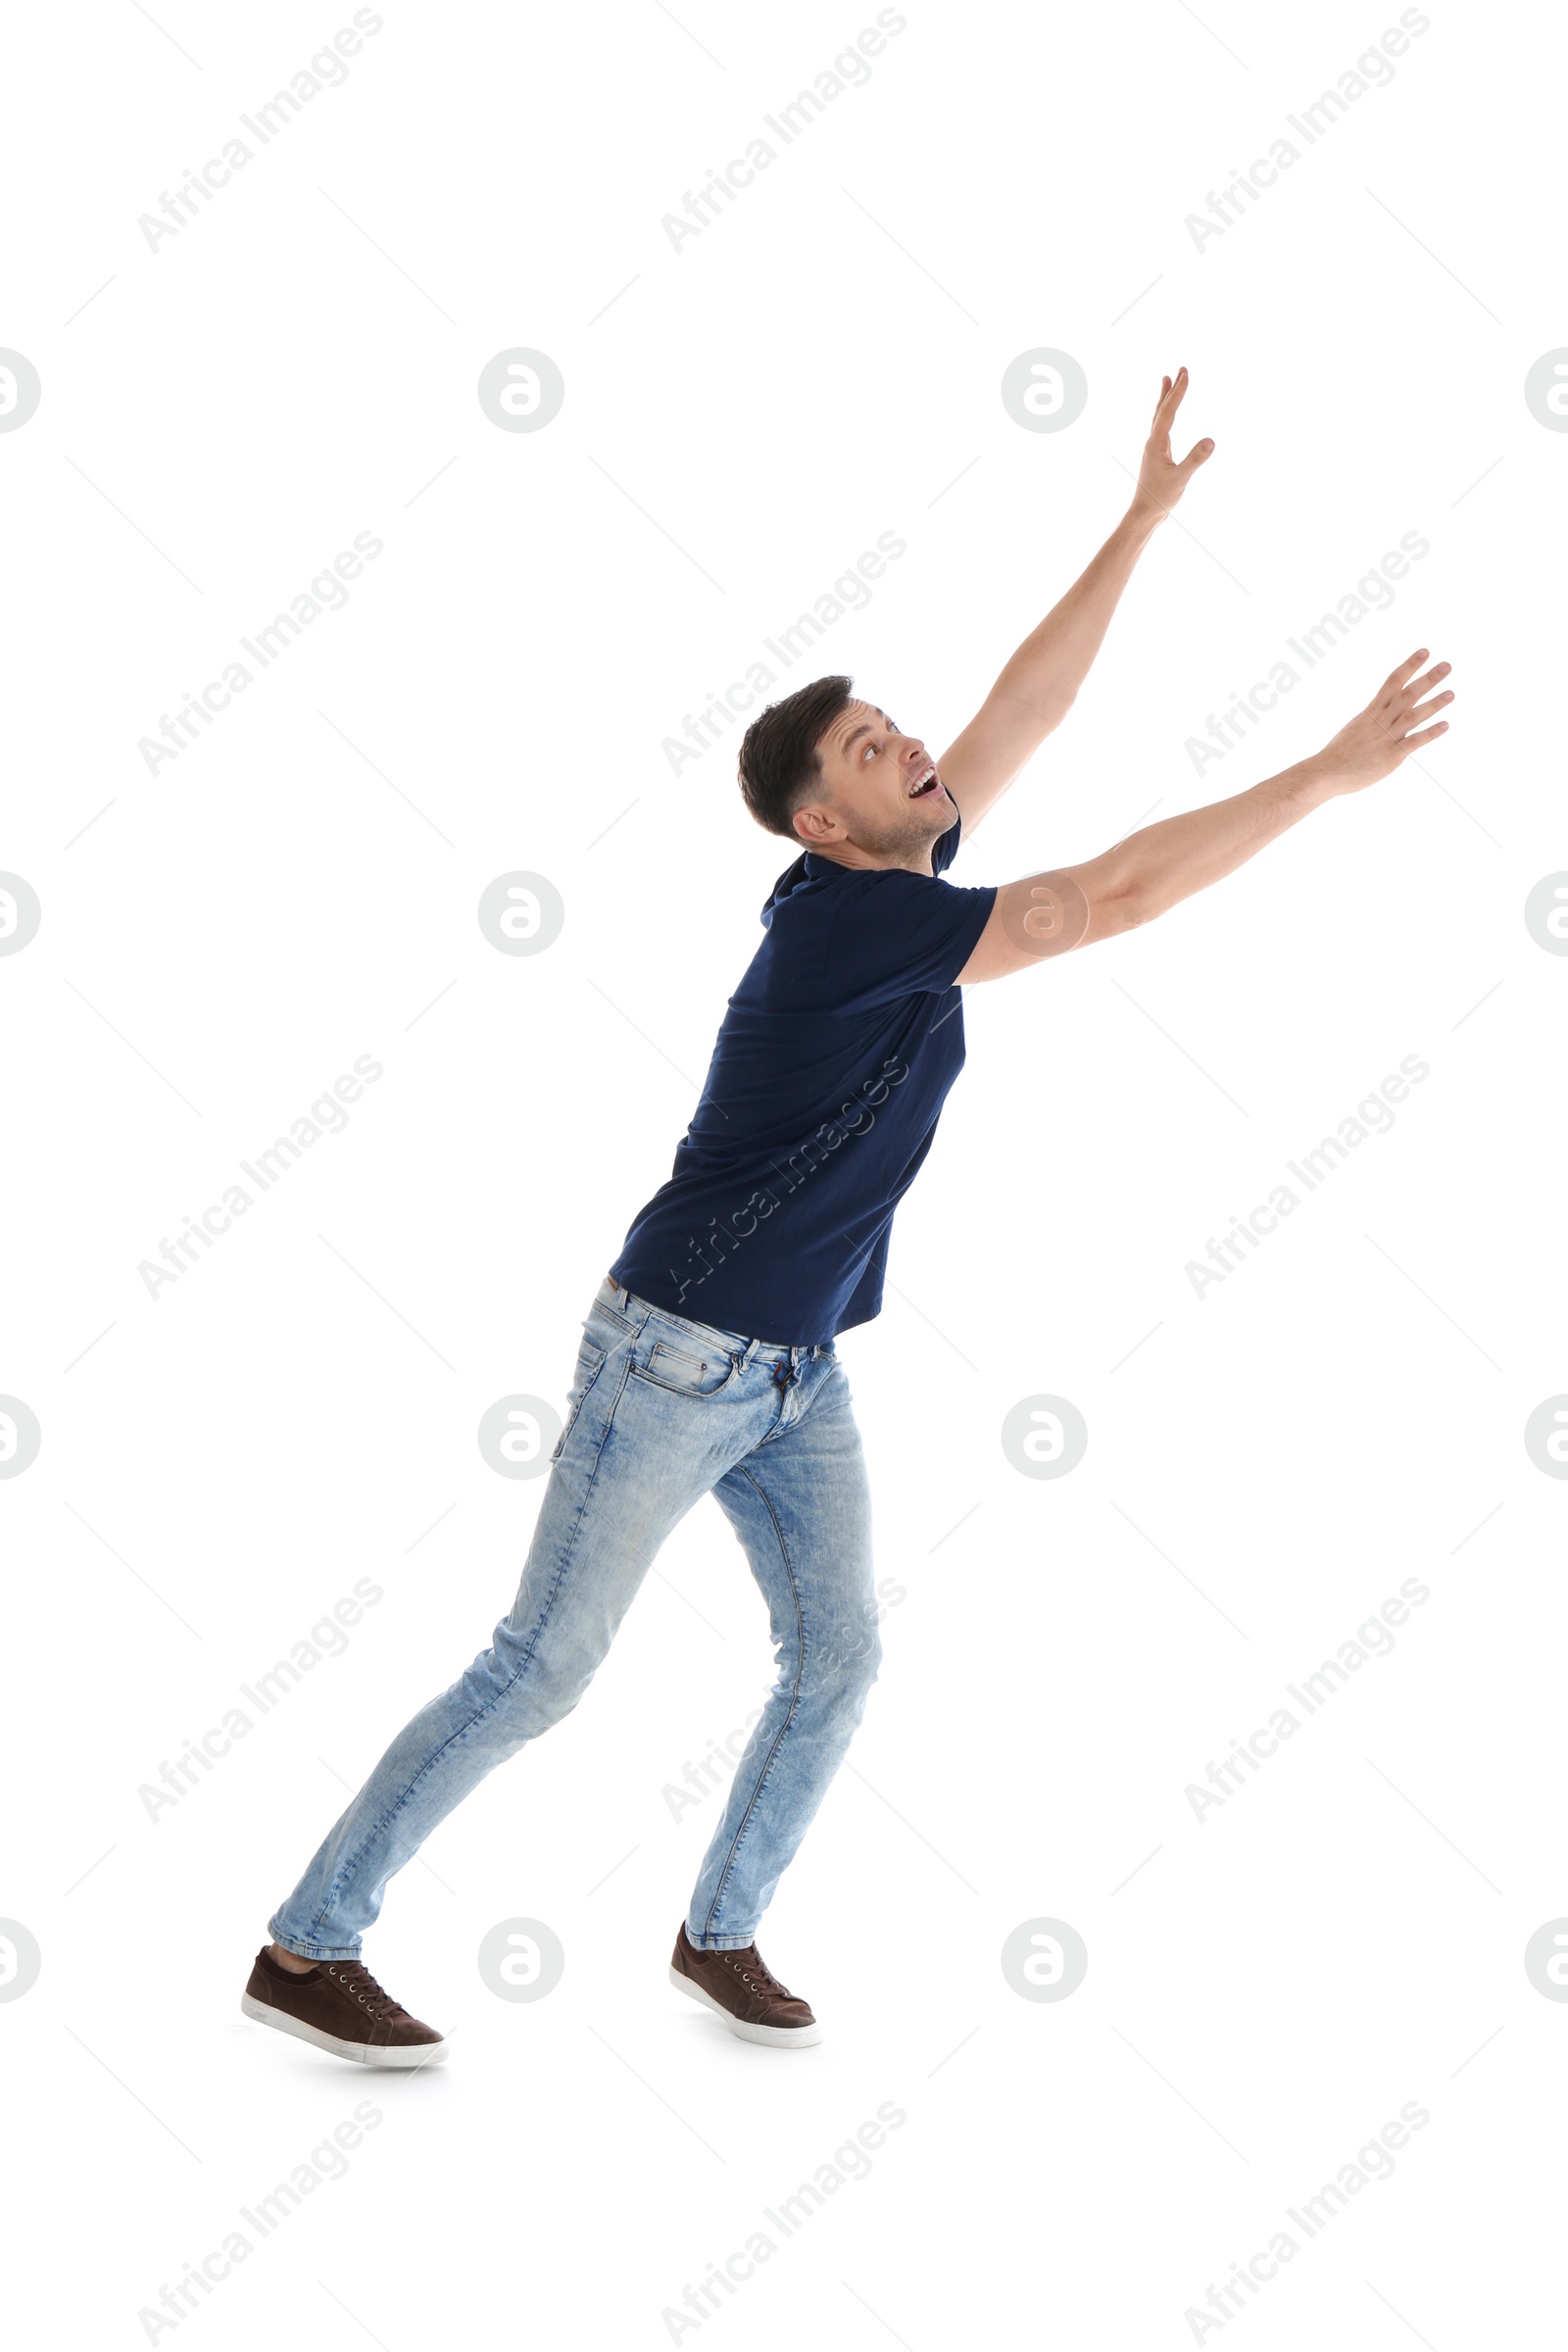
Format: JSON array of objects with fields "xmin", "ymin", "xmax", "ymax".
[
  {"xmin": 300, "ymin": 1351, "xmax": 638, "ymax": 1947},
  {"xmin": 551, "ymin": 1341, "xmax": 610, "ymax": 1463},
  {"xmin": 697, "ymin": 1462, "xmax": 806, "ymax": 1944},
  {"xmin": 627, "ymin": 1368, "xmax": 743, "ymax": 1401},
  {"xmin": 755, "ymin": 1348, "xmax": 833, "ymax": 1446},
  {"xmin": 265, "ymin": 1923, "xmax": 362, "ymax": 1963},
  {"xmin": 635, "ymin": 1298, "xmax": 760, "ymax": 1356}
]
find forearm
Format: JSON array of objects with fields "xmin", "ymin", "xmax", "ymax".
[
  {"xmin": 956, "ymin": 636, "xmax": 1451, "ymax": 989},
  {"xmin": 939, "ymin": 372, "xmax": 1212, "ymax": 834},
  {"xmin": 985, "ymin": 501, "xmax": 1162, "ymax": 732},
  {"xmin": 1084, "ymin": 756, "xmax": 1332, "ymax": 931}
]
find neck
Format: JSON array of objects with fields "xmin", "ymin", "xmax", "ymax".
[{"xmin": 804, "ymin": 838, "xmax": 935, "ymax": 876}]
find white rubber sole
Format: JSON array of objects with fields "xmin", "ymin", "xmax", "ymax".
[
  {"xmin": 669, "ymin": 1966, "xmax": 823, "ymax": 2047},
  {"xmin": 241, "ymin": 1992, "xmax": 450, "ymax": 2069}
]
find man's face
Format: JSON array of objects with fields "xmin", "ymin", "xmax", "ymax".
[{"xmin": 792, "ymin": 700, "xmax": 953, "ymax": 861}]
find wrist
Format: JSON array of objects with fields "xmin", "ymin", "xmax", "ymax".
[{"xmin": 1121, "ymin": 495, "xmax": 1166, "ymax": 541}]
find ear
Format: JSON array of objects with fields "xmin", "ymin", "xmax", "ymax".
[{"xmin": 792, "ymin": 802, "xmax": 835, "ymax": 845}]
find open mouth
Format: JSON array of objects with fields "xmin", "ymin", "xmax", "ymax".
[{"xmin": 907, "ymin": 764, "xmax": 940, "ymax": 800}]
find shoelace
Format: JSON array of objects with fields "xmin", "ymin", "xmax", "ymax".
[
  {"xmin": 720, "ymin": 1946, "xmax": 791, "ymax": 2000},
  {"xmin": 323, "ymin": 1960, "xmax": 406, "ymax": 2020}
]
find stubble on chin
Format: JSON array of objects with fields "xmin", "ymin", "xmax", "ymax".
[{"xmin": 883, "ymin": 789, "xmax": 952, "ymax": 859}]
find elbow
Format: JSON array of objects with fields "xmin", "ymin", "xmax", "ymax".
[{"xmin": 1103, "ymin": 881, "xmax": 1157, "ymax": 936}]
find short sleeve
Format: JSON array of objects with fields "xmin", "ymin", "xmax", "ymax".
[{"xmin": 826, "ymin": 867, "xmax": 997, "ymax": 1013}]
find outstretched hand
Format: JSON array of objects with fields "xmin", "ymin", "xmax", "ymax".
[
  {"xmin": 1131, "ymin": 367, "xmax": 1214, "ymax": 522},
  {"xmin": 1318, "ymin": 650, "xmax": 1454, "ymax": 792}
]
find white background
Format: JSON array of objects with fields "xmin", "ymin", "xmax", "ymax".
[{"xmin": 3, "ymin": 0, "xmax": 1565, "ymax": 2344}]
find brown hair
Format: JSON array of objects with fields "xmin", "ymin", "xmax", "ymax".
[{"xmin": 736, "ymin": 674, "xmax": 855, "ymax": 840}]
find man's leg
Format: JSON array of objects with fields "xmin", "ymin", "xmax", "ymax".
[
  {"xmin": 268, "ymin": 1291, "xmax": 760, "ymax": 1961},
  {"xmin": 685, "ymin": 1351, "xmax": 879, "ymax": 1950}
]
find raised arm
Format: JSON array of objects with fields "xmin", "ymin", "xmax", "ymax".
[
  {"xmin": 940, "ymin": 368, "xmax": 1215, "ymax": 835},
  {"xmin": 956, "ymin": 651, "xmax": 1454, "ymax": 982}
]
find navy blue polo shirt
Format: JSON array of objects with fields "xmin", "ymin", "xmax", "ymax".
[{"xmin": 610, "ymin": 814, "xmax": 997, "ymax": 1345}]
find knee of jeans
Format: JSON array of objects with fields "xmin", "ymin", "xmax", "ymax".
[
  {"xmin": 810, "ymin": 1620, "xmax": 882, "ymax": 1698},
  {"xmin": 470, "ymin": 1622, "xmax": 596, "ymax": 1727}
]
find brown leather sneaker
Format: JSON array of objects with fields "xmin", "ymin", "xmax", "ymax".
[
  {"xmin": 669, "ymin": 1922, "xmax": 822, "ymax": 2047},
  {"xmin": 241, "ymin": 1947, "xmax": 450, "ymax": 2069}
]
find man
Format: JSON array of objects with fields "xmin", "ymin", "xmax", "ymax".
[{"xmin": 243, "ymin": 370, "xmax": 1452, "ymax": 2065}]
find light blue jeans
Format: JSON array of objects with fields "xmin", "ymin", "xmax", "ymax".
[{"xmin": 270, "ymin": 1277, "xmax": 880, "ymax": 1957}]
